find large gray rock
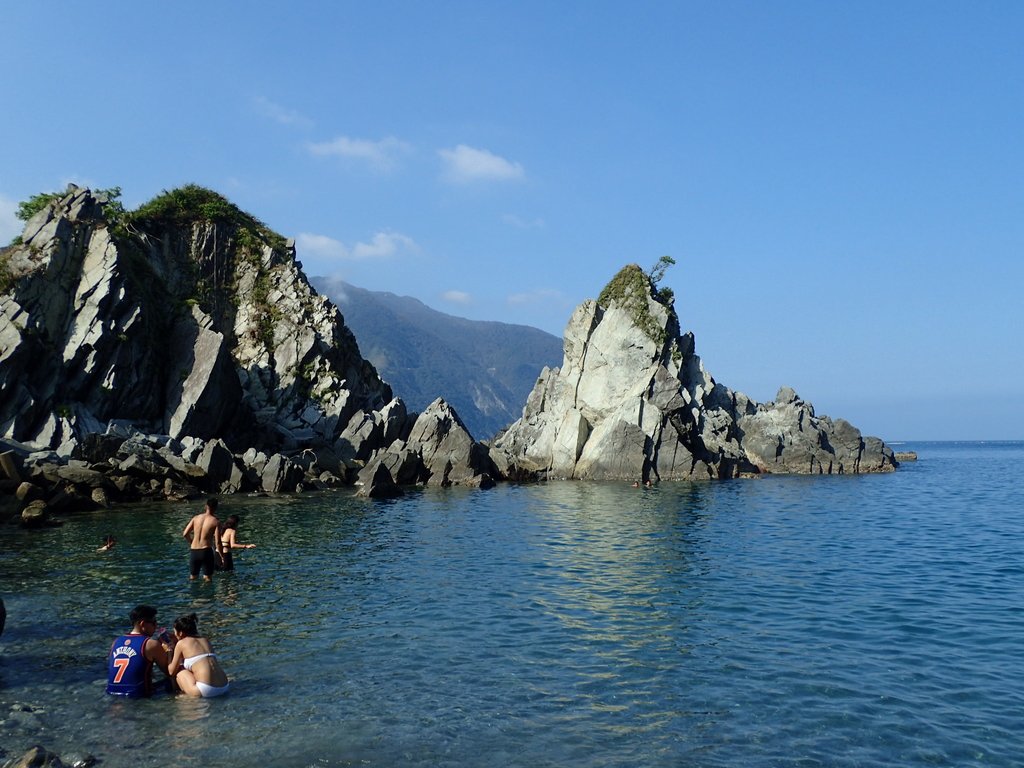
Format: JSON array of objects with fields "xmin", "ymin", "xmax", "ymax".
[
  {"xmin": 494, "ymin": 264, "xmax": 896, "ymax": 480},
  {"xmin": 355, "ymin": 460, "xmax": 404, "ymax": 499},
  {"xmin": 3, "ymin": 745, "xmax": 69, "ymax": 768},
  {"xmin": 0, "ymin": 185, "xmax": 393, "ymax": 463},
  {"xmin": 405, "ymin": 398, "xmax": 496, "ymax": 487},
  {"xmin": 261, "ymin": 453, "xmax": 303, "ymax": 493}
]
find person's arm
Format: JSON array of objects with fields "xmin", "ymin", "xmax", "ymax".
[
  {"xmin": 182, "ymin": 517, "xmax": 194, "ymax": 543},
  {"xmin": 146, "ymin": 638, "xmax": 171, "ymax": 676},
  {"xmin": 167, "ymin": 642, "xmax": 183, "ymax": 677},
  {"xmin": 225, "ymin": 529, "xmax": 256, "ymax": 549}
]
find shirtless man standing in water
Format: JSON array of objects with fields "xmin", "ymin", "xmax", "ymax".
[{"xmin": 183, "ymin": 498, "xmax": 221, "ymax": 582}]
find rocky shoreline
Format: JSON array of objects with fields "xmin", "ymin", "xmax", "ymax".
[{"xmin": 1, "ymin": 186, "xmax": 899, "ymax": 529}]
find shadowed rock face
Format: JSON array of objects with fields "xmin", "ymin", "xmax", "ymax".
[
  {"xmin": 493, "ymin": 264, "xmax": 896, "ymax": 480},
  {"xmin": 0, "ymin": 186, "xmax": 498, "ymax": 515},
  {"xmin": 0, "ymin": 185, "xmax": 392, "ymax": 457},
  {"xmin": 0, "ymin": 188, "xmax": 895, "ymax": 518}
]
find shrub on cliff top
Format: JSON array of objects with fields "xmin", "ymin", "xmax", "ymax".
[
  {"xmin": 131, "ymin": 185, "xmax": 253, "ymax": 228},
  {"xmin": 597, "ymin": 259, "xmax": 677, "ymax": 346},
  {"xmin": 15, "ymin": 191, "xmax": 64, "ymax": 222},
  {"xmin": 129, "ymin": 184, "xmax": 288, "ymax": 255}
]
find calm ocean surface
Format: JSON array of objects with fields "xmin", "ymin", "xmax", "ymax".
[{"xmin": 1, "ymin": 441, "xmax": 1022, "ymax": 767}]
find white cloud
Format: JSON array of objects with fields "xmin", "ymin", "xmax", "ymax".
[
  {"xmin": 351, "ymin": 232, "xmax": 417, "ymax": 260},
  {"xmin": 295, "ymin": 231, "xmax": 417, "ymax": 262},
  {"xmin": 253, "ymin": 96, "xmax": 312, "ymax": 127},
  {"xmin": 503, "ymin": 213, "xmax": 545, "ymax": 229},
  {"xmin": 306, "ymin": 135, "xmax": 412, "ymax": 171},
  {"xmin": 438, "ymin": 144, "xmax": 525, "ymax": 184},
  {"xmin": 295, "ymin": 233, "xmax": 349, "ymax": 261},
  {"xmin": 0, "ymin": 195, "xmax": 20, "ymax": 243},
  {"xmin": 441, "ymin": 290, "xmax": 472, "ymax": 305},
  {"xmin": 507, "ymin": 288, "xmax": 563, "ymax": 305}
]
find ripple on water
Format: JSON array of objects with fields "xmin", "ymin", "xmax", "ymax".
[{"xmin": 2, "ymin": 445, "xmax": 1024, "ymax": 766}]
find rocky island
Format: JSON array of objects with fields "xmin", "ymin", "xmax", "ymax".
[{"xmin": 0, "ymin": 185, "xmax": 896, "ymax": 525}]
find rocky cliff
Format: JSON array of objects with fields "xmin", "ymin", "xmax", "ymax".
[
  {"xmin": 0, "ymin": 185, "xmax": 495, "ymax": 519},
  {"xmin": 1, "ymin": 184, "xmax": 393, "ymax": 454},
  {"xmin": 492, "ymin": 264, "xmax": 896, "ymax": 480},
  {"xmin": 0, "ymin": 187, "xmax": 896, "ymax": 523}
]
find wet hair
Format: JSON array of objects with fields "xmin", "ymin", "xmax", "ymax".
[
  {"xmin": 174, "ymin": 613, "xmax": 200, "ymax": 637},
  {"xmin": 218, "ymin": 514, "xmax": 239, "ymax": 540},
  {"xmin": 206, "ymin": 497, "xmax": 219, "ymax": 512},
  {"xmin": 130, "ymin": 605, "xmax": 157, "ymax": 625}
]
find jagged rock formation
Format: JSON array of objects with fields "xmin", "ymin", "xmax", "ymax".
[
  {"xmin": 492, "ymin": 264, "xmax": 896, "ymax": 480},
  {"xmin": 0, "ymin": 186, "xmax": 896, "ymax": 521},
  {"xmin": 1, "ymin": 184, "xmax": 391, "ymax": 453},
  {"xmin": 0, "ymin": 185, "xmax": 496, "ymax": 517}
]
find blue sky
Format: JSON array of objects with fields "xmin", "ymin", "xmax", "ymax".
[{"xmin": 2, "ymin": 2, "xmax": 1022, "ymax": 441}]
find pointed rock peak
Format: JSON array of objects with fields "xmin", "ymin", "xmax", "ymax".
[
  {"xmin": 597, "ymin": 263, "xmax": 653, "ymax": 310},
  {"xmin": 595, "ymin": 262, "xmax": 679, "ymax": 347}
]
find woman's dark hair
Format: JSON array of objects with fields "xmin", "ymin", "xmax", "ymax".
[
  {"xmin": 174, "ymin": 613, "xmax": 199, "ymax": 637},
  {"xmin": 218, "ymin": 514, "xmax": 239, "ymax": 540}
]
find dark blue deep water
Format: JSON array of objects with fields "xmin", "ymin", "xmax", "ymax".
[{"xmin": 1, "ymin": 441, "xmax": 1022, "ymax": 767}]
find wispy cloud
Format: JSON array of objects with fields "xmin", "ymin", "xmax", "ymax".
[
  {"xmin": 0, "ymin": 195, "xmax": 20, "ymax": 243},
  {"xmin": 441, "ymin": 290, "xmax": 472, "ymax": 305},
  {"xmin": 295, "ymin": 231, "xmax": 417, "ymax": 262},
  {"xmin": 351, "ymin": 232, "xmax": 417, "ymax": 259},
  {"xmin": 502, "ymin": 213, "xmax": 545, "ymax": 229},
  {"xmin": 438, "ymin": 144, "xmax": 525, "ymax": 184},
  {"xmin": 507, "ymin": 288, "xmax": 563, "ymax": 305},
  {"xmin": 306, "ymin": 135, "xmax": 412, "ymax": 172},
  {"xmin": 253, "ymin": 96, "xmax": 313, "ymax": 128}
]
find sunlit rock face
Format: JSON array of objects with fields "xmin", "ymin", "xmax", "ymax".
[
  {"xmin": 0, "ymin": 185, "xmax": 501, "ymax": 511},
  {"xmin": 493, "ymin": 264, "xmax": 896, "ymax": 480},
  {"xmin": 0, "ymin": 185, "xmax": 394, "ymax": 457}
]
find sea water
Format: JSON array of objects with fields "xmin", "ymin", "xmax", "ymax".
[{"xmin": 0, "ymin": 441, "xmax": 1022, "ymax": 767}]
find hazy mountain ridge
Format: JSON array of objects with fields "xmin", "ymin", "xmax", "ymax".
[{"xmin": 313, "ymin": 277, "xmax": 564, "ymax": 440}]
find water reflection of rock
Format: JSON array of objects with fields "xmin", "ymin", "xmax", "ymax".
[{"xmin": 524, "ymin": 483, "xmax": 717, "ymax": 661}]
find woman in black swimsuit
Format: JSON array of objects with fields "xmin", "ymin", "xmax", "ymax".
[{"xmin": 216, "ymin": 515, "xmax": 256, "ymax": 571}]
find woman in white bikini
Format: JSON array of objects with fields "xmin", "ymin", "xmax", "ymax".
[{"xmin": 167, "ymin": 613, "xmax": 230, "ymax": 698}]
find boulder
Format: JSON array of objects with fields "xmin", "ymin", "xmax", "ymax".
[
  {"xmin": 4, "ymin": 745, "xmax": 68, "ymax": 768},
  {"xmin": 195, "ymin": 439, "xmax": 235, "ymax": 490},
  {"xmin": 356, "ymin": 461, "xmax": 404, "ymax": 499},
  {"xmin": 261, "ymin": 454, "xmax": 303, "ymax": 493},
  {"xmin": 21, "ymin": 500, "xmax": 48, "ymax": 528},
  {"xmin": 358, "ymin": 448, "xmax": 424, "ymax": 488},
  {"xmin": 404, "ymin": 398, "xmax": 496, "ymax": 487}
]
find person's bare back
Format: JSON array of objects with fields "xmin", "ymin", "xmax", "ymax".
[
  {"xmin": 183, "ymin": 498, "xmax": 221, "ymax": 581},
  {"xmin": 185, "ymin": 509, "xmax": 219, "ymax": 550}
]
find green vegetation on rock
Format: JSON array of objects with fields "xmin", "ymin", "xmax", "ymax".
[
  {"xmin": 15, "ymin": 191, "xmax": 64, "ymax": 222},
  {"xmin": 597, "ymin": 261, "xmax": 678, "ymax": 346},
  {"xmin": 0, "ymin": 252, "xmax": 13, "ymax": 293},
  {"xmin": 129, "ymin": 184, "xmax": 287, "ymax": 251}
]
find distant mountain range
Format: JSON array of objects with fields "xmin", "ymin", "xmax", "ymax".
[{"xmin": 312, "ymin": 277, "xmax": 564, "ymax": 440}]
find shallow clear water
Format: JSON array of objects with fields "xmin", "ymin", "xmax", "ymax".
[{"xmin": 1, "ymin": 441, "xmax": 1023, "ymax": 767}]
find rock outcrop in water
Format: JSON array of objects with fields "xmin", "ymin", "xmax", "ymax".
[
  {"xmin": 0, "ymin": 186, "xmax": 896, "ymax": 521},
  {"xmin": 0, "ymin": 185, "xmax": 495, "ymax": 520},
  {"xmin": 492, "ymin": 264, "xmax": 896, "ymax": 480}
]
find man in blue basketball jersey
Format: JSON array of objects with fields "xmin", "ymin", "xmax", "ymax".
[{"xmin": 106, "ymin": 604, "xmax": 171, "ymax": 697}]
